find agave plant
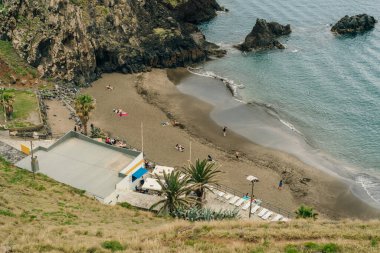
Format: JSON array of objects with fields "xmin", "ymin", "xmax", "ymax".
[
  {"xmin": 150, "ymin": 171, "xmax": 195, "ymax": 215},
  {"xmin": 0, "ymin": 91, "xmax": 15, "ymax": 120},
  {"xmin": 74, "ymin": 94, "xmax": 95, "ymax": 135},
  {"xmin": 182, "ymin": 159, "xmax": 221, "ymax": 207},
  {"xmin": 172, "ymin": 207, "xmax": 239, "ymax": 221}
]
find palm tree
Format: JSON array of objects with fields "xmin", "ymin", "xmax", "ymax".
[
  {"xmin": 0, "ymin": 92, "xmax": 15, "ymax": 120},
  {"xmin": 74, "ymin": 94, "xmax": 95, "ymax": 135},
  {"xmin": 150, "ymin": 171, "xmax": 195, "ymax": 215},
  {"xmin": 295, "ymin": 205, "xmax": 318, "ymax": 220},
  {"xmin": 182, "ymin": 159, "xmax": 221, "ymax": 207}
]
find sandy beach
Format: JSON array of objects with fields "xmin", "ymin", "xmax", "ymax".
[{"xmin": 47, "ymin": 69, "xmax": 380, "ymax": 219}]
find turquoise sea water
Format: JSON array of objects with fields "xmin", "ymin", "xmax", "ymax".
[{"xmin": 186, "ymin": 0, "xmax": 380, "ymax": 204}]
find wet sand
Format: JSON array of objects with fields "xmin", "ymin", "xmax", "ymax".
[{"xmin": 80, "ymin": 69, "xmax": 380, "ymax": 219}]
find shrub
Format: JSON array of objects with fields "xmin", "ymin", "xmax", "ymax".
[
  {"xmin": 0, "ymin": 209, "xmax": 16, "ymax": 217},
  {"xmin": 172, "ymin": 207, "xmax": 239, "ymax": 221},
  {"xmin": 101, "ymin": 240, "xmax": 124, "ymax": 252},
  {"xmin": 322, "ymin": 243, "xmax": 339, "ymax": 253},
  {"xmin": 295, "ymin": 205, "xmax": 318, "ymax": 220}
]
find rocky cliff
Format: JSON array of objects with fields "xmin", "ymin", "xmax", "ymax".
[
  {"xmin": 0, "ymin": 0, "xmax": 222, "ymax": 84},
  {"xmin": 235, "ymin": 19, "xmax": 291, "ymax": 51},
  {"xmin": 331, "ymin": 14, "xmax": 377, "ymax": 35}
]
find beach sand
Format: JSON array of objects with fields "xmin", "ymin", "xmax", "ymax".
[{"xmin": 55, "ymin": 68, "xmax": 380, "ymax": 219}]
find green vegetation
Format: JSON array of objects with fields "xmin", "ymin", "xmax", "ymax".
[
  {"xmin": 0, "ymin": 89, "xmax": 40, "ymax": 128},
  {"xmin": 295, "ymin": 205, "xmax": 319, "ymax": 220},
  {"xmin": 74, "ymin": 94, "xmax": 95, "ymax": 135},
  {"xmin": 172, "ymin": 207, "xmax": 238, "ymax": 221},
  {"xmin": 0, "ymin": 40, "xmax": 38, "ymax": 79},
  {"xmin": 0, "ymin": 157, "xmax": 380, "ymax": 252},
  {"xmin": 0, "ymin": 90, "xmax": 14, "ymax": 120},
  {"xmin": 150, "ymin": 170, "xmax": 195, "ymax": 214},
  {"xmin": 153, "ymin": 28, "xmax": 177, "ymax": 41},
  {"xmin": 101, "ymin": 240, "xmax": 125, "ymax": 252},
  {"xmin": 183, "ymin": 159, "xmax": 221, "ymax": 207},
  {"xmin": 163, "ymin": 0, "xmax": 187, "ymax": 8}
]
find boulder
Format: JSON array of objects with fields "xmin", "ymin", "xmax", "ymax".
[
  {"xmin": 331, "ymin": 14, "xmax": 377, "ymax": 34},
  {"xmin": 235, "ymin": 19, "xmax": 291, "ymax": 51}
]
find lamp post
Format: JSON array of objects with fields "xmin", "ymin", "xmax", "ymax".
[{"xmin": 246, "ymin": 175, "xmax": 259, "ymax": 218}]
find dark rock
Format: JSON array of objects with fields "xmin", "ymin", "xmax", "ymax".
[
  {"xmin": 331, "ymin": 14, "xmax": 377, "ymax": 34},
  {"xmin": 235, "ymin": 19, "xmax": 291, "ymax": 51},
  {"xmin": 163, "ymin": 0, "xmax": 222, "ymax": 24}
]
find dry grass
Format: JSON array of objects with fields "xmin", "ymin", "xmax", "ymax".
[{"xmin": 0, "ymin": 158, "xmax": 379, "ymax": 252}]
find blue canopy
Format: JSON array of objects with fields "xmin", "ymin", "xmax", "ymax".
[{"xmin": 132, "ymin": 168, "xmax": 148, "ymax": 182}]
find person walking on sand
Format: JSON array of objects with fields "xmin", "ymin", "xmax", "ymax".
[
  {"xmin": 222, "ymin": 126, "xmax": 227, "ymax": 137},
  {"xmin": 278, "ymin": 179, "xmax": 283, "ymax": 190},
  {"xmin": 235, "ymin": 151, "xmax": 239, "ymax": 159}
]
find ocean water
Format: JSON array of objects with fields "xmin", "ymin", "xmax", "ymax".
[{"xmin": 179, "ymin": 0, "xmax": 380, "ymax": 206}]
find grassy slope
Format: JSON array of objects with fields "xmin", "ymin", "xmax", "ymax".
[
  {"xmin": 0, "ymin": 158, "xmax": 379, "ymax": 253},
  {"xmin": 0, "ymin": 40, "xmax": 38, "ymax": 84}
]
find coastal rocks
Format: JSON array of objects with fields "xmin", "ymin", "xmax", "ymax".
[
  {"xmin": 0, "ymin": 0, "xmax": 223, "ymax": 85},
  {"xmin": 331, "ymin": 14, "xmax": 377, "ymax": 34},
  {"xmin": 163, "ymin": 0, "xmax": 224, "ymax": 24},
  {"xmin": 235, "ymin": 19, "xmax": 291, "ymax": 51}
]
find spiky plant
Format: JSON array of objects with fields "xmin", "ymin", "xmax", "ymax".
[
  {"xmin": 150, "ymin": 171, "xmax": 195, "ymax": 215},
  {"xmin": 74, "ymin": 94, "xmax": 95, "ymax": 136},
  {"xmin": 0, "ymin": 92, "xmax": 15, "ymax": 120},
  {"xmin": 182, "ymin": 159, "xmax": 221, "ymax": 207},
  {"xmin": 295, "ymin": 205, "xmax": 318, "ymax": 220}
]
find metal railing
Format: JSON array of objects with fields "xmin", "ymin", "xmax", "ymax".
[{"xmin": 212, "ymin": 183, "xmax": 294, "ymax": 219}]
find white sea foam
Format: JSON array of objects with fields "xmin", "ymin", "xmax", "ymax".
[
  {"xmin": 187, "ymin": 67, "xmax": 244, "ymax": 98},
  {"xmin": 355, "ymin": 173, "xmax": 380, "ymax": 203},
  {"xmin": 279, "ymin": 119, "xmax": 302, "ymax": 134}
]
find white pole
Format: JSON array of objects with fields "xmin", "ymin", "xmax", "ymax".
[{"xmin": 141, "ymin": 121, "xmax": 144, "ymax": 153}]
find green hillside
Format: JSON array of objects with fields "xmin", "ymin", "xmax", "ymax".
[{"xmin": 0, "ymin": 158, "xmax": 379, "ymax": 253}]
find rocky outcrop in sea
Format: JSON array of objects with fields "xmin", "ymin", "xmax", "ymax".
[
  {"xmin": 235, "ymin": 19, "xmax": 291, "ymax": 51},
  {"xmin": 331, "ymin": 14, "xmax": 377, "ymax": 35},
  {"xmin": 0, "ymin": 0, "xmax": 223, "ymax": 85}
]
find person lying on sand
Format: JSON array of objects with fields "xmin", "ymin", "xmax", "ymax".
[
  {"xmin": 113, "ymin": 108, "xmax": 128, "ymax": 117},
  {"xmin": 106, "ymin": 85, "xmax": 114, "ymax": 91}
]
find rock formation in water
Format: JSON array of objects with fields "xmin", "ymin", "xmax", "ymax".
[
  {"xmin": 235, "ymin": 19, "xmax": 291, "ymax": 52},
  {"xmin": 331, "ymin": 14, "xmax": 377, "ymax": 35},
  {"xmin": 0, "ymin": 0, "xmax": 224, "ymax": 84},
  {"xmin": 162, "ymin": 0, "xmax": 225, "ymax": 24}
]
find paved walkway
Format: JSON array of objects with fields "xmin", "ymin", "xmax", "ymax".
[{"xmin": 0, "ymin": 141, "xmax": 26, "ymax": 164}]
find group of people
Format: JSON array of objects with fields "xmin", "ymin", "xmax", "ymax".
[
  {"xmin": 105, "ymin": 136, "xmax": 127, "ymax": 148},
  {"xmin": 175, "ymin": 144, "xmax": 185, "ymax": 152}
]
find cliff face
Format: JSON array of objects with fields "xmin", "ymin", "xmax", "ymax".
[{"xmin": 0, "ymin": 0, "xmax": 221, "ymax": 84}]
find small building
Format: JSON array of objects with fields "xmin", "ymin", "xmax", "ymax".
[{"xmin": 16, "ymin": 131, "xmax": 147, "ymax": 204}]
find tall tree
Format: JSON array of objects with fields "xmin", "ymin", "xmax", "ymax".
[
  {"xmin": 0, "ymin": 92, "xmax": 15, "ymax": 120},
  {"xmin": 183, "ymin": 159, "xmax": 221, "ymax": 207},
  {"xmin": 150, "ymin": 171, "xmax": 195, "ymax": 215},
  {"xmin": 74, "ymin": 94, "xmax": 95, "ymax": 135}
]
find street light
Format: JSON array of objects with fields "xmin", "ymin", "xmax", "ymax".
[{"xmin": 246, "ymin": 175, "xmax": 259, "ymax": 218}]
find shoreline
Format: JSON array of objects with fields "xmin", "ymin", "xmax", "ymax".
[
  {"xmin": 172, "ymin": 67, "xmax": 380, "ymax": 209},
  {"xmin": 72, "ymin": 69, "xmax": 380, "ymax": 219}
]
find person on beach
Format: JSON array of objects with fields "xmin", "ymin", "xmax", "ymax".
[
  {"xmin": 207, "ymin": 155, "xmax": 213, "ymax": 162},
  {"xmin": 223, "ymin": 126, "xmax": 227, "ymax": 137},
  {"xmin": 106, "ymin": 85, "xmax": 114, "ymax": 91},
  {"xmin": 278, "ymin": 180, "xmax": 283, "ymax": 190},
  {"xmin": 235, "ymin": 151, "xmax": 240, "ymax": 159}
]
